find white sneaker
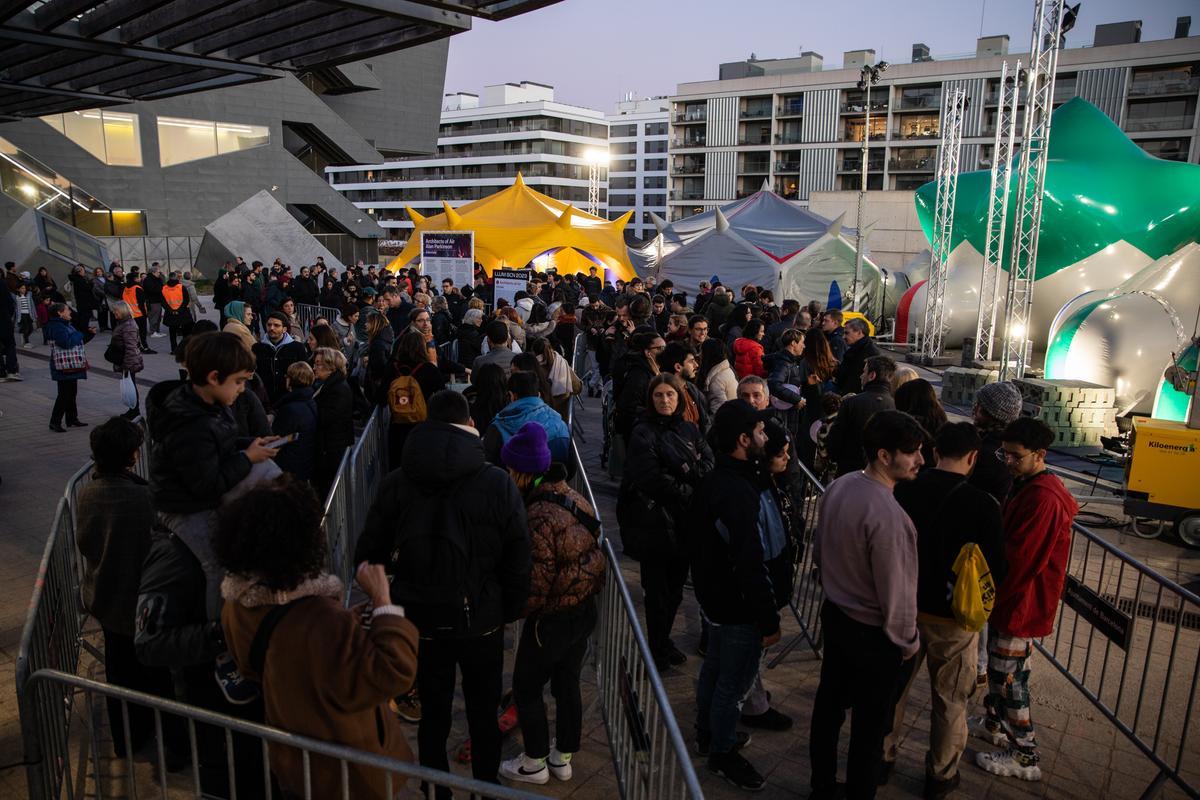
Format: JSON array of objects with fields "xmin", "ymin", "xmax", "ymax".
[
  {"xmin": 151, "ymin": 332, "xmax": 166, "ymax": 338},
  {"xmin": 975, "ymin": 749, "xmax": 1042, "ymax": 782},
  {"xmin": 6, "ymin": 373, "xmax": 22, "ymax": 382},
  {"xmin": 22, "ymin": 342, "xmax": 33, "ymax": 349},
  {"xmin": 968, "ymin": 715, "xmax": 1006, "ymax": 747},
  {"xmin": 548, "ymin": 744, "xmax": 573, "ymax": 781},
  {"xmin": 500, "ymin": 753, "xmax": 549, "ymax": 785}
]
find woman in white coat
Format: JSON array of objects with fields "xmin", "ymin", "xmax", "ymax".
[{"xmin": 697, "ymin": 338, "xmax": 738, "ymax": 415}]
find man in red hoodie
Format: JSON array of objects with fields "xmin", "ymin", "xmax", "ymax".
[{"xmin": 972, "ymin": 417, "xmax": 1078, "ymax": 783}]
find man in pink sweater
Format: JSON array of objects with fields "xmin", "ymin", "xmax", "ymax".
[{"xmin": 809, "ymin": 410, "xmax": 924, "ymax": 800}]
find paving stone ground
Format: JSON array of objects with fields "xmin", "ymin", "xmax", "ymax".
[{"xmin": 1, "ymin": 323, "xmax": 1196, "ymax": 798}]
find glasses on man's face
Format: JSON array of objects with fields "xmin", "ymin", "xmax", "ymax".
[
  {"xmin": 649, "ymin": 344, "xmax": 666, "ymax": 353},
  {"xmin": 693, "ymin": 326, "xmax": 708, "ymax": 334},
  {"xmin": 996, "ymin": 447, "xmax": 1033, "ymax": 463}
]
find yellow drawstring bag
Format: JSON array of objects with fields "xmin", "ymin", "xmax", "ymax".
[{"xmin": 950, "ymin": 542, "xmax": 995, "ymax": 632}]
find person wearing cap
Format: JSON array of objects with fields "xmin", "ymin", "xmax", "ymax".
[
  {"xmin": 970, "ymin": 381, "xmax": 1023, "ymax": 505},
  {"xmin": 498, "ymin": 423, "xmax": 605, "ymax": 786},
  {"xmin": 690, "ymin": 399, "xmax": 781, "ymax": 791},
  {"xmin": 809, "ymin": 410, "xmax": 923, "ymax": 800}
]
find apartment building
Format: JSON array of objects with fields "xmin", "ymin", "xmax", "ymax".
[
  {"xmin": 327, "ymin": 82, "xmax": 609, "ymax": 238},
  {"xmin": 668, "ymin": 18, "xmax": 1200, "ymax": 220},
  {"xmin": 606, "ymin": 96, "xmax": 670, "ymax": 242}
]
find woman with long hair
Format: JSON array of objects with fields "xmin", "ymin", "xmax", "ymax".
[
  {"xmin": 465, "ymin": 362, "xmax": 509, "ymax": 431},
  {"xmin": 894, "ymin": 378, "xmax": 947, "ymax": 468},
  {"xmin": 306, "ymin": 323, "xmax": 341, "ymax": 355},
  {"xmin": 612, "ymin": 330, "xmax": 663, "ymax": 445},
  {"xmin": 697, "ymin": 338, "xmax": 738, "ymax": 414},
  {"xmin": 795, "ymin": 328, "xmax": 839, "ymax": 465},
  {"xmin": 721, "ymin": 303, "xmax": 753, "ymax": 349},
  {"xmin": 381, "ymin": 328, "xmax": 445, "ymax": 465},
  {"xmin": 280, "ymin": 297, "xmax": 304, "ymax": 340},
  {"xmin": 527, "ymin": 336, "xmax": 576, "ymax": 421},
  {"xmin": 364, "ymin": 312, "xmax": 393, "ymax": 402},
  {"xmin": 617, "ymin": 373, "xmax": 713, "ymax": 672},
  {"xmin": 731, "ymin": 318, "xmax": 767, "ymax": 380}
]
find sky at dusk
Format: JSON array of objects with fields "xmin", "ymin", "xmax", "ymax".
[{"xmin": 443, "ymin": 0, "xmax": 1197, "ymax": 111}]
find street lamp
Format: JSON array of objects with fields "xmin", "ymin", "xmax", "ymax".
[
  {"xmin": 852, "ymin": 60, "xmax": 887, "ymax": 312},
  {"xmin": 584, "ymin": 147, "xmax": 610, "ymax": 218}
]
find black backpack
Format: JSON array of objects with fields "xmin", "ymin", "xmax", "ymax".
[{"xmin": 388, "ymin": 469, "xmax": 484, "ymax": 635}]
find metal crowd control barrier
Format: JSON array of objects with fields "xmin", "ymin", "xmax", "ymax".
[
  {"xmin": 322, "ymin": 404, "xmax": 389, "ymax": 599},
  {"xmin": 1034, "ymin": 522, "xmax": 1199, "ymax": 798},
  {"xmin": 23, "ymin": 669, "xmax": 547, "ymax": 800},
  {"xmin": 768, "ymin": 459, "xmax": 827, "ymax": 668},
  {"xmin": 16, "ymin": 419, "xmax": 150, "ymax": 800},
  {"xmin": 296, "ymin": 302, "xmax": 342, "ymax": 336},
  {"xmin": 566, "ymin": 436, "xmax": 704, "ymax": 800}
]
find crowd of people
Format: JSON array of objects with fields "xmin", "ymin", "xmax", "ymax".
[{"xmin": 33, "ymin": 254, "xmax": 1079, "ymax": 800}]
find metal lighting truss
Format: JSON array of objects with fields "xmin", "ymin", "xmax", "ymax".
[
  {"xmin": 999, "ymin": 0, "xmax": 1066, "ymax": 379},
  {"xmin": 974, "ymin": 59, "xmax": 1022, "ymax": 362},
  {"xmin": 587, "ymin": 161, "xmax": 601, "ymax": 217},
  {"xmin": 919, "ymin": 87, "xmax": 968, "ymax": 359}
]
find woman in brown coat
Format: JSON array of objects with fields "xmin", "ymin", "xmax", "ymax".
[{"xmin": 215, "ymin": 475, "xmax": 419, "ymax": 800}]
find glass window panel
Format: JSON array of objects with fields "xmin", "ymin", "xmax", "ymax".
[
  {"xmin": 215, "ymin": 122, "xmax": 270, "ymax": 155},
  {"xmin": 101, "ymin": 111, "xmax": 142, "ymax": 167},
  {"xmin": 62, "ymin": 110, "xmax": 107, "ymax": 163},
  {"xmin": 158, "ymin": 116, "xmax": 217, "ymax": 167}
]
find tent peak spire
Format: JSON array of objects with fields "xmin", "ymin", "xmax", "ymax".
[
  {"xmin": 714, "ymin": 207, "xmax": 731, "ymax": 233},
  {"xmin": 406, "ymin": 206, "xmax": 425, "ymax": 225},
  {"xmin": 613, "ymin": 209, "xmax": 634, "ymax": 228},
  {"xmin": 514, "ymin": 172, "xmax": 525, "ymax": 187},
  {"xmin": 557, "ymin": 205, "xmax": 574, "ymax": 228},
  {"xmin": 760, "ymin": 178, "xmax": 772, "ymax": 192},
  {"xmin": 441, "ymin": 200, "xmax": 463, "ymax": 229}
]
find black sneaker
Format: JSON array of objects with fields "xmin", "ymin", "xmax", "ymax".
[
  {"xmin": 740, "ymin": 707, "xmax": 793, "ymax": 731},
  {"xmin": 696, "ymin": 730, "xmax": 750, "ymax": 757},
  {"xmin": 924, "ymin": 771, "xmax": 960, "ymax": 799},
  {"xmin": 707, "ymin": 750, "xmax": 765, "ymax": 791}
]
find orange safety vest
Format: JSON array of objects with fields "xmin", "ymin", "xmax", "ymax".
[
  {"xmin": 162, "ymin": 283, "xmax": 184, "ymax": 311},
  {"xmin": 122, "ymin": 286, "xmax": 143, "ymax": 318}
]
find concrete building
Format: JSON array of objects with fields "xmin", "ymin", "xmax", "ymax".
[
  {"xmin": 606, "ymin": 96, "xmax": 670, "ymax": 242},
  {"xmin": 326, "ymin": 82, "xmax": 609, "ymax": 241},
  {"xmin": 668, "ymin": 20, "xmax": 1200, "ymax": 225}
]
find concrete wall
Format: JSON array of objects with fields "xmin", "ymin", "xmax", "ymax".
[
  {"xmin": 0, "ymin": 40, "xmax": 449, "ymax": 242},
  {"xmin": 808, "ymin": 189, "xmax": 927, "ymax": 270}
]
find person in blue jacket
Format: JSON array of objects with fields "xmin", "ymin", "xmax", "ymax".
[
  {"xmin": 482, "ymin": 371, "xmax": 570, "ymax": 466},
  {"xmin": 46, "ymin": 303, "xmax": 88, "ymax": 432}
]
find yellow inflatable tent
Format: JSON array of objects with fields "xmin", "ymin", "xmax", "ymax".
[{"xmin": 387, "ymin": 173, "xmax": 638, "ymax": 281}]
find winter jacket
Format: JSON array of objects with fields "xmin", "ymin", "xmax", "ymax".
[
  {"xmin": 313, "ymin": 372, "xmax": 355, "ymax": 492},
  {"xmin": 432, "ymin": 309, "xmax": 456, "ymax": 345},
  {"xmin": 134, "ymin": 530, "xmax": 224, "ymax": 671},
  {"xmin": 825, "ymin": 326, "xmax": 847, "ymax": 362},
  {"xmin": 731, "ymin": 337, "xmax": 766, "ymax": 379},
  {"xmin": 112, "ymin": 318, "xmax": 143, "ymax": 374},
  {"xmin": 253, "ymin": 334, "xmax": 309, "ymax": 407},
  {"xmin": 617, "ymin": 412, "xmax": 714, "ymax": 561},
  {"xmin": 142, "ymin": 272, "xmax": 164, "ymax": 304},
  {"xmin": 524, "ymin": 480, "xmax": 606, "ymax": 617},
  {"xmin": 265, "ymin": 281, "xmax": 289, "ymax": 317},
  {"xmin": 894, "ymin": 469, "xmax": 1008, "ymax": 622},
  {"xmin": 764, "ymin": 350, "xmax": 809, "ymax": 434},
  {"xmin": 271, "ymin": 387, "xmax": 318, "ymax": 480},
  {"xmin": 472, "ymin": 344, "xmax": 515, "ymax": 378},
  {"xmin": 825, "ymin": 379, "xmax": 895, "ymax": 475},
  {"xmin": 690, "ymin": 454, "xmax": 781, "ymax": 637},
  {"xmin": 69, "ymin": 272, "xmax": 95, "ymax": 312},
  {"xmin": 355, "ymin": 422, "xmax": 531, "ymax": 639},
  {"xmin": 991, "ymin": 472, "xmax": 1078, "ymax": 638},
  {"xmin": 704, "ymin": 292, "xmax": 733, "ymax": 329},
  {"xmin": 220, "ymin": 574, "xmax": 418, "ymax": 800},
  {"xmin": 835, "ymin": 335, "xmax": 882, "ymax": 394},
  {"xmin": 612, "ymin": 352, "xmax": 657, "ymax": 439},
  {"xmin": 483, "ymin": 396, "xmax": 571, "ymax": 466},
  {"xmin": 703, "ymin": 360, "xmax": 739, "ymax": 414},
  {"xmin": 148, "ymin": 382, "xmax": 251, "ymax": 513},
  {"xmin": 969, "ymin": 422, "xmax": 1013, "ymax": 504},
  {"xmin": 233, "ymin": 380, "xmax": 271, "ymax": 438},
  {"xmin": 77, "ymin": 471, "xmax": 154, "ymax": 635},
  {"xmin": 292, "ymin": 276, "xmax": 319, "ymax": 306},
  {"xmin": 46, "ymin": 317, "xmax": 87, "ymax": 381},
  {"xmin": 453, "ymin": 324, "xmax": 481, "ymax": 368}
]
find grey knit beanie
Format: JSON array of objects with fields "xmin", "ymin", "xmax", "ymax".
[{"xmin": 976, "ymin": 381, "xmax": 1023, "ymax": 424}]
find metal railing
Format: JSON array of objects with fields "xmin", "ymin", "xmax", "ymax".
[
  {"xmin": 323, "ymin": 404, "xmax": 389, "ymax": 598},
  {"xmin": 22, "ymin": 669, "xmax": 546, "ymax": 800},
  {"xmin": 295, "ymin": 302, "xmax": 343, "ymax": 336},
  {"xmin": 1034, "ymin": 522, "xmax": 1200, "ymax": 798},
  {"xmin": 767, "ymin": 459, "xmax": 827, "ymax": 668}
]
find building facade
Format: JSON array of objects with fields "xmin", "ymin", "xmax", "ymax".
[
  {"xmin": 606, "ymin": 97, "xmax": 670, "ymax": 242},
  {"xmin": 326, "ymin": 82, "xmax": 609, "ymax": 240},
  {"xmin": 669, "ymin": 23, "xmax": 1200, "ymax": 220}
]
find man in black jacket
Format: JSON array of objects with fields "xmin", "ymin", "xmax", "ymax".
[
  {"xmin": 691, "ymin": 400, "xmax": 782, "ymax": 791},
  {"xmin": 969, "ymin": 381, "xmax": 1023, "ymax": 504},
  {"xmin": 143, "ymin": 263, "xmax": 166, "ymax": 339},
  {"xmin": 835, "ymin": 318, "xmax": 881, "ymax": 394},
  {"xmin": 885, "ymin": 422, "xmax": 1007, "ymax": 798},
  {"xmin": 826, "ymin": 355, "xmax": 897, "ymax": 475},
  {"xmin": 253, "ymin": 312, "xmax": 309, "ymax": 407},
  {"xmin": 355, "ymin": 390, "xmax": 531, "ymax": 793},
  {"xmin": 821, "ymin": 308, "xmax": 846, "ymax": 362},
  {"xmin": 764, "ymin": 329, "xmax": 809, "ymax": 439}
]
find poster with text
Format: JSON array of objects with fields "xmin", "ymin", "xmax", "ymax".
[
  {"xmin": 493, "ymin": 268, "xmax": 532, "ymax": 309},
  {"xmin": 420, "ymin": 231, "xmax": 474, "ymax": 290}
]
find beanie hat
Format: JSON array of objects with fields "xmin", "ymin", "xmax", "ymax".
[
  {"xmin": 976, "ymin": 381, "xmax": 1022, "ymax": 424},
  {"xmin": 500, "ymin": 422, "xmax": 551, "ymax": 475}
]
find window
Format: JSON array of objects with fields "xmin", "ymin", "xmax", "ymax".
[
  {"xmin": 611, "ymin": 159, "xmax": 637, "ymax": 172},
  {"xmin": 609, "ymin": 193, "xmax": 637, "ymax": 206},
  {"xmin": 1136, "ymin": 137, "xmax": 1190, "ymax": 162},
  {"xmin": 41, "ymin": 109, "xmax": 142, "ymax": 167},
  {"xmin": 612, "ymin": 141, "xmax": 638, "ymax": 155},
  {"xmin": 644, "ymin": 158, "xmax": 667, "ymax": 172},
  {"xmin": 610, "ymin": 176, "xmax": 637, "ymax": 190},
  {"xmin": 644, "ymin": 140, "xmax": 668, "ymax": 153},
  {"xmin": 641, "ymin": 176, "xmax": 666, "ymax": 189},
  {"xmin": 643, "ymin": 193, "xmax": 666, "ymax": 206},
  {"xmin": 893, "ymin": 114, "xmax": 940, "ymax": 140},
  {"xmin": 611, "ymin": 123, "xmax": 638, "ymax": 137},
  {"xmin": 157, "ymin": 116, "xmax": 270, "ymax": 167},
  {"xmin": 645, "ymin": 122, "xmax": 668, "ymax": 136},
  {"xmin": 1126, "ymin": 98, "xmax": 1197, "ymax": 133}
]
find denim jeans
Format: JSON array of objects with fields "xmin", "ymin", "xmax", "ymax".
[{"xmin": 695, "ymin": 621, "xmax": 762, "ymax": 754}]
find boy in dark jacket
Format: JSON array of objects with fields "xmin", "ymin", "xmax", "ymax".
[
  {"xmin": 691, "ymin": 400, "xmax": 781, "ymax": 792},
  {"xmin": 270, "ymin": 362, "xmax": 319, "ymax": 481}
]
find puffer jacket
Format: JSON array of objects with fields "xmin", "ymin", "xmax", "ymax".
[
  {"xmin": 764, "ymin": 349, "xmax": 808, "ymax": 434},
  {"xmin": 134, "ymin": 530, "xmax": 224, "ymax": 674},
  {"xmin": 704, "ymin": 360, "xmax": 739, "ymax": 414},
  {"xmin": 148, "ymin": 382, "xmax": 251, "ymax": 513},
  {"xmin": 354, "ymin": 421, "xmax": 531, "ymax": 639},
  {"xmin": 524, "ymin": 480, "xmax": 606, "ymax": 617},
  {"xmin": 271, "ymin": 386, "xmax": 318, "ymax": 480},
  {"xmin": 112, "ymin": 317, "xmax": 144, "ymax": 374},
  {"xmin": 483, "ymin": 395, "xmax": 572, "ymax": 466},
  {"xmin": 705, "ymin": 291, "xmax": 733, "ymax": 329},
  {"xmin": 731, "ymin": 336, "xmax": 766, "ymax": 379}
]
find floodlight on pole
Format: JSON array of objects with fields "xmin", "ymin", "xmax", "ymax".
[
  {"xmin": 584, "ymin": 148, "xmax": 610, "ymax": 218},
  {"xmin": 852, "ymin": 60, "xmax": 887, "ymax": 313}
]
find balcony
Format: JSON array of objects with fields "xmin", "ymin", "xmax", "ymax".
[
  {"xmin": 739, "ymin": 107, "xmax": 773, "ymax": 119},
  {"xmin": 774, "ymin": 133, "xmax": 803, "ymax": 145},
  {"xmin": 776, "ymin": 105, "xmax": 804, "ymax": 117},
  {"xmin": 1125, "ymin": 116, "xmax": 1196, "ymax": 133},
  {"xmin": 888, "ymin": 156, "xmax": 935, "ymax": 172},
  {"xmin": 838, "ymin": 159, "xmax": 885, "ymax": 173},
  {"xmin": 670, "ymin": 161, "xmax": 705, "ymax": 175},
  {"xmin": 840, "ymin": 101, "xmax": 890, "ymax": 114},
  {"xmin": 895, "ymin": 95, "xmax": 942, "ymax": 112},
  {"xmin": 673, "ymin": 110, "xmax": 707, "ymax": 123},
  {"xmin": 740, "ymin": 162, "xmax": 771, "ymax": 175},
  {"xmin": 671, "ymin": 137, "xmax": 706, "ymax": 148},
  {"xmin": 1127, "ymin": 76, "xmax": 1200, "ymax": 98},
  {"xmin": 775, "ymin": 161, "xmax": 801, "ymax": 172},
  {"xmin": 737, "ymin": 135, "xmax": 772, "ymax": 146},
  {"xmin": 670, "ymin": 189, "xmax": 706, "ymax": 200},
  {"xmin": 893, "ymin": 124, "xmax": 940, "ymax": 140}
]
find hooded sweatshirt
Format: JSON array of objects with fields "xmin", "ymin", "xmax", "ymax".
[{"xmin": 484, "ymin": 395, "xmax": 571, "ymax": 465}]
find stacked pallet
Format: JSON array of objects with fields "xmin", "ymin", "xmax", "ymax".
[
  {"xmin": 1014, "ymin": 378, "xmax": 1117, "ymax": 447},
  {"xmin": 940, "ymin": 366, "xmax": 1000, "ymax": 408}
]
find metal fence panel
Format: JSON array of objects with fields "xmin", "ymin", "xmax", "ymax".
[
  {"xmin": 296, "ymin": 303, "xmax": 342, "ymax": 337},
  {"xmin": 769, "ymin": 460, "xmax": 827, "ymax": 667}
]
